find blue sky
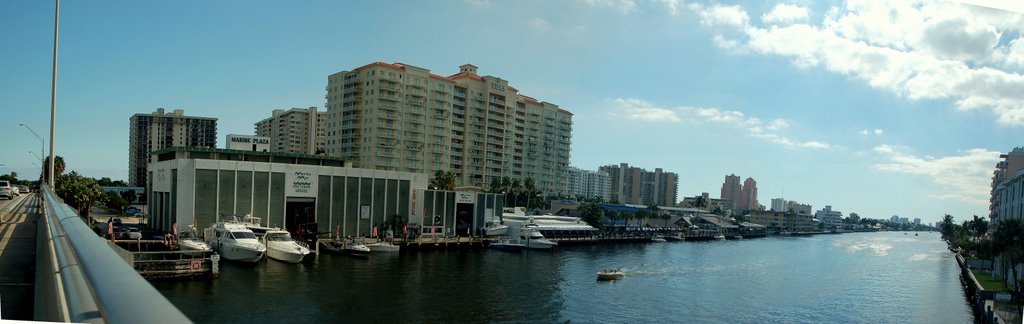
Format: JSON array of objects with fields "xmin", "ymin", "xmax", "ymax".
[{"xmin": 3, "ymin": 0, "xmax": 1023, "ymax": 225}]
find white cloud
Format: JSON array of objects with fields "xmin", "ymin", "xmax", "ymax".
[
  {"xmin": 690, "ymin": 3, "xmax": 750, "ymax": 28},
  {"xmin": 860, "ymin": 128, "xmax": 884, "ymax": 135},
  {"xmin": 872, "ymin": 145, "xmax": 1002, "ymax": 205},
  {"xmin": 610, "ymin": 98, "xmax": 681, "ymax": 122},
  {"xmin": 762, "ymin": 4, "xmax": 810, "ymax": 25},
  {"xmin": 530, "ymin": 17, "xmax": 551, "ymax": 31},
  {"xmin": 767, "ymin": 118, "xmax": 790, "ymax": 130},
  {"xmin": 580, "ymin": 0, "xmax": 638, "ymax": 14},
  {"xmin": 696, "ymin": 0, "xmax": 1024, "ymax": 126}
]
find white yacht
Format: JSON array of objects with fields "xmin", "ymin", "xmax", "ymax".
[
  {"xmin": 205, "ymin": 221, "xmax": 266, "ymax": 263},
  {"xmin": 365, "ymin": 241, "xmax": 401, "ymax": 252},
  {"xmin": 261, "ymin": 229, "xmax": 311, "ymax": 263},
  {"xmin": 483, "ymin": 221, "xmax": 509, "ymax": 236},
  {"xmin": 519, "ymin": 227, "xmax": 558, "ymax": 250}
]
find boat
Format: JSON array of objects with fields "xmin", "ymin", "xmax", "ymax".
[
  {"xmin": 261, "ymin": 229, "xmax": 311, "ymax": 263},
  {"xmin": 520, "ymin": 227, "xmax": 557, "ymax": 250},
  {"xmin": 178, "ymin": 231, "xmax": 212, "ymax": 252},
  {"xmin": 483, "ymin": 221, "xmax": 510, "ymax": 236},
  {"xmin": 650, "ymin": 236, "xmax": 667, "ymax": 242},
  {"xmin": 597, "ymin": 268, "xmax": 625, "ymax": 281},
  {"xmin": 663, "ymin": 233, "xmax": 685, "ymax": 241},
  {"xmin": 365, "ymin": 241, "xmax": 401, "ymax": 252},
  {"xmin": 714, "ymin": 234, "xmax": 726, "ymax": 240},
  {"xmin": 204, "ymin": 220, "xmax": 266, "ymax": 263},
  {"xmin": 488, "ymin": 240, "xmax": 526, "ymax": 252}
]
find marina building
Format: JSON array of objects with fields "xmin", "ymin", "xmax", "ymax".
[
  {"xmin": 225, "ymin": 134, "xmax": 270, "ymax": 152},
  {"xmin": 679, "ymin": 192, "xmax": 729, "ymax": 215},
  {"xmin": 770, "ymin": 198, "xmax": 788, "ymax": 212},
  {"xmin": 146, "ymin": 146, "xmax": 502, "ymax": 239},
  {"xmin": 129, "ymin": 108, "xmax": 217, "ymax": 188},
  {"xmin": 567, "ymin": 166, "xmax": 611, "ymax": 202},
  {"xmin": 322, "ymin": 62, "xmax": 572, "ymax": 195},
  {"xmin": 255, "ymin": 107, "xmax": 325, "ymax": 155},
  {"xmin": 599, "ymin": 163, "xmax": 678, "ymax": 207}
]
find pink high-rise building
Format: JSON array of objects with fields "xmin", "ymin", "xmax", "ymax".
[
  {"xmin": 720, "ymin": 174, "xmax": 741, "ymax": 212},
  {"xmin": 741, "ymin": 177, "xmax": 759, "ymax": 212}
]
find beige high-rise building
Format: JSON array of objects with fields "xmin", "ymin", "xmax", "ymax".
[
  {"xmin": 129, "ymin": 108, "xmax": 217, "ymax": 187},
  {"xmin": 255, "ymin": 107, "xmax": 325, "ymax": 154},
  {"xmin": 323, "ymin": 62, "xmax": 572, "ymax": 194}
]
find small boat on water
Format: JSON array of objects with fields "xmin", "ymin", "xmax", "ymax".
[
  {"xmin": 663, "ymin": 233, "xmax": 684, "ymax": 241},
  {"xmin": 489, "ymin": 240, "xmax": 526, "ymax": 252},
  {"xmin": 483, "ymin": 221, "xmax": 509, "ymax": 236},
  {"xmin": 321, "ymin": 238, "xmax": 371, "ymax": 257},
  {"xmin": 597, "ymin": 268, "xmax": 625, "ymax": 281},
  {"xmin": 650, "ymin": 236, "xmax": 667, "ymax": 242},
  {"xmin": 521, "ymin": 227, "xmax": 557, "ymax": 250},
  {"xmin": 178, "ymin": 226, "xmax": 212, "ymax": 252},
  {"xmin": 714, "ymin": 234, "xmax": 726, "ymax": 240},
  {"xmin": 366, "ymin": 241, "xmax": 401, "ymax": 252}
]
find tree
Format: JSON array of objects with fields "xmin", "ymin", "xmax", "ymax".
[
  {"xmin": 941, "ymin": 214, "xmax": 955, "ymax": 241},
  {"xmin": 579, "ymin": 202, "xmax": 603, "ymax": 229},
  {"xmin": 42, "ymin": 155, "xmax": 65, "ymax": 183},
  {"xmin": 429, "ymin": 170, "xmax": 458, "ymax": 191},
  {"xmin": 54, "ymin": 171, "xmax": 105, "ymax": 217},
  {"xmin": 104, "ymin": 190, "xmax": 129, "ymax": 212},
  {"xmin": 121, "ymin": 190, "xmax": 137, "ymax": 204},
  {"xmin": 992, "ymin": 218, "xmax": 1024, "ymax": 313}
]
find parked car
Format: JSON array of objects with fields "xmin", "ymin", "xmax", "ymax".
[
  {"xmin": 127, "ymin": 226, "xmax": 143, "ymax": 240},
  {"xmin": 0, "ymin": 181, "xmax": 11, "ymax": 200},
  {"xmin": 125, "ymin": 207, "xmax": 142, "ymax": 216},
  {"xmin": 108, "ymin": 217, "xmax": 123, "ymax": 227},
  {"xmin": 112, "ymin": 227, "xmax": 128, "ymax": 239}
]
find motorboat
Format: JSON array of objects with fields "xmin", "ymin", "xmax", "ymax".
[
  {"xmin": 317, "ymin": 238, "xmax": 370, "ymax": 257},
  {"xmin": 714, "ymin": 234, "xmax": 726, "ymax": 240},
  {"xmin": 488, "ymin": 240, "xmax": 526, "ymax": 252},
  {"xmin": 346, "ymin": 241, "xmax": 371, "ymax": 257},
  {"xmin": 650, "ymin": 236, "xmax": 667, "ymax": 242},
  {"xmin": 178, "ymin": 231, "xmax": 212, "ymax": 252},
  {"xmin": 262, "ymin": 229, "xmax": 311, "ymax": 263},
  {"xmin": 483, "ymin": 221, "xmax": 510, "ymax": 236},
  {"xmin": 663, "ymin": 233, "xmax": 684, "ymax": 241},
  {"xmin": 519, "ymin": 227, "xmax": 557, "ymax": 250},
  {"xmin": 365, "ymin": 241, "xmax": 401, "ymax": 252},
  {"xmin": 205, "ymin": 221, "xmax": 266, "ymax": 263},
  {"xmin": 597, "ymin": 268, "xmax": 625, "ymax": 281}
]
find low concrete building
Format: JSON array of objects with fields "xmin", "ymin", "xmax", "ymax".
[
  {"xmin": 747, "ymin": 210, "xmax": 816, "ymax": 233},
  {"xmin": 146, "ymin": 147, "xmax": 502, "ymax": 238}
]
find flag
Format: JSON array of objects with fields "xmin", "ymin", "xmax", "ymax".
[
  {"xmin": 336, "ymin": 225, "xmax": 340, "ymax": 237},
  {"xmin": 373, "ymin": 226, "xmax": 378, "ymax": 238},
  {"xmin": 297, "ymin": 223, "xmax": 303, "ymax": 238},
  {"xmin": 107, "ymin": 221, "xmax": 113, "ymax": 238},
  {"xmin": 403, "ymin": 225, "xmax": 408, "ymax": 235},
  {"xmin": 173, "ymin": 223, "xmax": 178, "ymax": 236}
]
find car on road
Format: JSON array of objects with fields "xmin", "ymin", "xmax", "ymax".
[
  {"xmin": 0, "ymin": 181, "xmax": 12, "ymax": 200},
  {"xmin": 127, "ymin": 226, "xmax": 143, "ymax": 240},
  {"xmin": 18, "ymin": 185, "xmax": 29, "ymax": 193},
  {"xmin": 10, "ymin": 185, "xmax": 19, "ymax": 197}
]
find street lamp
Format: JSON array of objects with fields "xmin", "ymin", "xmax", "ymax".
[
  {"xmin": 20, "ymin": 124, "xmax": 46, "ymax": 181},
  {"xmin": 29, "ymin": 151, "xmax": 43, "ymax": 182}
]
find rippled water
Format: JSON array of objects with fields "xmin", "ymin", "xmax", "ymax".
[{"xmin": 153, "ymin": 232, "xmax": 971, "ymax": 323}]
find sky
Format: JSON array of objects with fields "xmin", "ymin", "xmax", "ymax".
[{"xmin": 2, "ymin": 0, "xmax": 1023, "ymax": 225}]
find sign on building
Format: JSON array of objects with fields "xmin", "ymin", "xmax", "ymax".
[{"xmin": 226, "ymin": 134, "xmax": 270, "ymax": 152}]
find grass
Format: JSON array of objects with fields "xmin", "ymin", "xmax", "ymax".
[{"xmin": 971, "ymin": 269, "xmax": 1009, "ymax": 292}]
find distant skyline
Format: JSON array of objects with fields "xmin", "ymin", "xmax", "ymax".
[{"xmin": 3, "ymin": 1, "xmax": 1023, "ymax": 225}]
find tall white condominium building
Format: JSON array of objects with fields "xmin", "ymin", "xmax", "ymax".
[
  {"xmin": 255, "ymin": 107, "xmax": 325, "ymax": 154},
  {"xmin": 788, "ymin": 201, "xmax": 813, "ymax": 215},
  {"xmin": 567, "ymin": 167, "xmax": 611, "ymax": 202},
  {"xmin": 323, "ymin": 62, "xmax": 573, "ymax": 195},
  {"xmin": 770, "ymin": 198, "xmax": 788, "ymax": 212},
  {"xmin": 129, "ymin": 108, "xmax": 217, "ymax": 187},
  {"xmin": 815, "ymin": 205, "xmax": 843, "ymax": 230}
]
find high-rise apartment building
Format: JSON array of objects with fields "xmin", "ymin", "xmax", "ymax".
[
  {"xmin": 567, "ymin": 167, "xmax": 611, "ymax": 202},
  {"xmin": 770, "ymin": 198, "xmax": 788, "ymax": 212},
  {"xmin": 720, "ymin": 174, "xmax": 741, "ymax": 212},
  {"xmin": 741, "ymin": 177, "xmax": 759, "ymax": 212},
  {"xmin": 255, "ymin": 107, "xmax": 325, "ymax": 154},
  {"xmin": 323, "ymin": 62, "xmax": 572, "ymax": 195},
  {"xmin": 815, "ymin": 205, "xmax": 843, "ymax": 230},
  {"xmin": 600, "ymin": 163, "xmax": 678, "ymax": 207},
  {"xmin": 788, "ymin": 200, "xmax": 812, "ymax": 215},
  {"xmin": 129, "ymin": 108, "xmax": 217, "ymax": 187},
  {"xmin": 990, "ymin": 147, "xmax": 1024, "ymax": 227}
]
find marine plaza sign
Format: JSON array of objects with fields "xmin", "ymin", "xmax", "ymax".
[
  {"xmin": 285, "ymin": 168, "xmax": 317, "ymax": 198},
  {"xmin": 225, "ymin": 134, "xmax": 270, "ymax": 152}
]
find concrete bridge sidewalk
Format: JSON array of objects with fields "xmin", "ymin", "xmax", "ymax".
[{"xmin": 0, "ymin": 194, "xmax": 39, "ymax": 320}]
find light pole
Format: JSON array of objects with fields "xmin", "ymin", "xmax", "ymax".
[
  {"xmin": 47, "ymin": 0, "xmax": 59, "ymax": 188},
  {"xmin": 29, "ymin": 151, "xmax": 43, "ymax": 181},
  {"xmin": 20, "ymin": 124, "xmax": 47, "ymax": 183}
]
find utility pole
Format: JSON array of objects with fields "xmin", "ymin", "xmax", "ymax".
[{"xmin": 47, "ymin": 0, "xmax": 59, "ymax": 188}]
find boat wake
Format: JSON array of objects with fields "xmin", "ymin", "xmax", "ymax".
[{"xmin": 840, "ymin": 241, "xmax": 892, "ymax": 256}]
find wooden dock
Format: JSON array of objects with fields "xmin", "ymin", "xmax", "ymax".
[{"xmin": 109, "ymin": 239, "xmax": 219, "ymax": 279}]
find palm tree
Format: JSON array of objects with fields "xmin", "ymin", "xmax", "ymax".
[
  {"xmin": 510, "ymin": 178, "xmax": 522, "ymax": 207},
  {"xmin": 429, "ymin": 170, "xmax": 458, "ymax": 191},
  {"xmin": 992, "ymin": 218, "xmax": 1024, "ymax": 312},
  {"xmin": 941, "ymin": 214, "xmax": 955, "ymax": 241}
]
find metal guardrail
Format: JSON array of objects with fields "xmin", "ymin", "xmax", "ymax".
[{"xmin": 36, "ymin": 185, "xmax": 191, "ymax": 323}]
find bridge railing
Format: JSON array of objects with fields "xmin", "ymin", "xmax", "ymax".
[{"xmin": 36, "ymin": 184, "xmax": 191, "ymax": 323}]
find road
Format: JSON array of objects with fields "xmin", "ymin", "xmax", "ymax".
[{"xmin": 0, "ymin": 193, "xmax": 38, "ymax": 320}]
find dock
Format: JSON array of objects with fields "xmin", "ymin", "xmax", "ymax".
[{"xmin": 109, "ymin": 239, "xmax": 220, "ymax": 279}]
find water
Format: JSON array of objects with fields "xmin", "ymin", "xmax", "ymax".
[{"xmin": 153, "ymin": 232, "xmax": 972, "ymax": 323}]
